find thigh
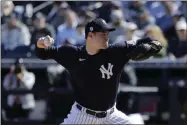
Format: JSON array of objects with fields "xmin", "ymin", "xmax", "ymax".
[
  {"xmin": 61, "ymin": 109, "xmax": 81, "ymax": 124},
  {"xmin": 104, "ymin": 109, "xmax": 132, "ymax": 124}
]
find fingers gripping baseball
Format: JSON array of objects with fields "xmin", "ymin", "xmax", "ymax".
[{"xmin": 37, "ymin": 35, "xmax": 54, "ymax": 48}]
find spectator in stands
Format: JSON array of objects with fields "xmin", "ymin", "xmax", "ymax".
[
  {"xmin": 175, "ymin": 21, "xmax": 187, "ymax": 41},
  {"xmin": 47, "ymin": 2, "xmax": 70, "ymax": 31},
  {"xmin": 1, "ymin": 1, "xmax": 21, "ymax": 24},
  {"xmin": 137, "ymin": 9, "xmax": 156, "ymax": 30},
  {"xmin": 119, "ymin": 65, "xmax": 138, "ymax": 112},
  {"xmin": 167, "ymin": 12, "xmax": 187, "ymax": 58},
  {"xmin": 96, "ymin": 1, "xmax": 115, "ymax": 23},
  {"xmin": 46, "ymin": 1, "xmax": 62, "ymax": 23},
  {"xmin": 180, "ymin": 2, "xmax": 187, "ymax": 20},
  {"xmin": 56, "ymin": 10, "xmax": 84, "ymax": 46},
  {"xmin": 163, "ymin": 11, "xmax": 185, "ymax": 56},
  {"xmin": 116, "ymin": 22, "xmax": 140, "ymax": 43},
  {"xmin": 46, "ymin": 64, "xmax": 72, "ymax": 89},
  {"xmin": 31, "ymin": 12, "xmax": 56, "ymax": 45},
  {"xmin": 67, "ymin": 1, "xmax": 92, "ymax": 10},
  {"xmin": 74, "ymin": 24, "xmax": 85, "ymax": 45},
  {"xmin": 172, "ymin": 11, "xmax": 186, "ymax": 25},
  {"xmin": 173, "ymin": 20, "xmax": 187, "ymax": 58},
  {"xmin": 127, "ymin": 1, "xmax": 145, "ymax": 22},
  {"xmin": 81, "ymin": 10, "xmax": 97, "ymax": 25},
  {"xmin": 3, "ymin": 58, "xmax": 35, "ymax": 120},
  {"xmin": 108, "ymin": 8, "xmax": 128, "ymax": 43},
  {"xmin": 144, "ymin": 25, "xmax": 168, "ymax": 57},
  {"xmin": 60, "ymin": 23, "xmax": 85, "ymax": 46},
  {"xmin": 159, "ymin": 2, "xmax": 183, "ymax": 41},
  {"xmin": 97, "ymin": 1, "xmax": 123, "ymax": 23},
  {"xmin": 162, "ymin": 1, "xmax": 181, "ymax": 16},
  {"xmin": 127, "ymin": 1, "xmax": 156, "ymax": 29},
  {"xmin": 1, "ymin": 13, "xmax": 31, "ymax": 50}
]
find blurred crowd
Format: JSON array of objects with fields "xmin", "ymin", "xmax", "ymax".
[
  {"xmin": 1, "ymin": 1, "xmax": 187, "ymax": 59},
  {"xmin": 1, "ymin": 1, "xmax": 187, "ymax": 123}
]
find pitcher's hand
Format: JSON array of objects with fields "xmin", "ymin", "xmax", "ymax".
[{"xmin": 37, "ymin": 35, "xmax": 54, "ymax": 48}]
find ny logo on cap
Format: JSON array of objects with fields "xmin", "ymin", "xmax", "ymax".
[{"xmin": 90, "ymin": 27, "xmax": 93, "ymax": 31}]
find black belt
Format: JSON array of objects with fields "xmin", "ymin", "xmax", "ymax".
[{"xmin": 76, "ymin": 104, "xmax": 114, "ymax": 118}]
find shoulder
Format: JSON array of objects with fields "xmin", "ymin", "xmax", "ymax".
[
  {"xmin": 57, "ymin": 44, "xmax": 82, "ymax": 53},
  {"xmin": 76, "ymin": 45, "xmax": 87, "ymax": 53},
  {"xmin": 105, "ymin": 43, "xmax": 125, "ymax": 54},
  {"xmin": 107, "ymin": 39, "xmax": 137, "ymax": 52}
]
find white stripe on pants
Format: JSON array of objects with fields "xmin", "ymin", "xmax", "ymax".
[{"xmin": 60, "ymin": 102, "xmax": 132, "ymax": 124}]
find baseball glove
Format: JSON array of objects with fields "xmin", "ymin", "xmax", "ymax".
[{"xmin": 127, "ymin": 40, "xmax": 162, "ymax": 61}]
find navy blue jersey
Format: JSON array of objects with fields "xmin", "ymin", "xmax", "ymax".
[{"xmin": 36, "ymin": 38, "xmax": 158, "ymax": 110}]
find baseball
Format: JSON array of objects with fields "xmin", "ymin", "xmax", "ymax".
[
  {"xmin": 43, "ymin": 36, "xmax": 51, "ymax": 46},
  {"xmin": 43, "ymin": 36, "xmax": 54, "ymax": 47}
]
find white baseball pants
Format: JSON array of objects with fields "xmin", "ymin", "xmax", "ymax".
[{"xmin": 60, "ymin": 102, "xmax": 132, "ymax": 124}]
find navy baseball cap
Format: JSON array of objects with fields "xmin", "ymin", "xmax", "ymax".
[{"xmin": 85, "ymin": 18, "xmax": 116, "ymax": 38}]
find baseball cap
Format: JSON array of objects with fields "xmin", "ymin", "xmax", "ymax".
[
  {"xmin": 176, "ymin": 20, "xmax": 187, "ymax": 30},
  {"xmin": 85, "ymin": 18, "xmax": 116, "ymax": 37}
]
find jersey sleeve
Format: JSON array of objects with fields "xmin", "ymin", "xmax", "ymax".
[
  {"xmin": 112, "ymin": 39, "xmax": 138, "ymax": 55},
  {"xmin": 35, "ymin": 45, "xmax": 77, "ymax": 67}
]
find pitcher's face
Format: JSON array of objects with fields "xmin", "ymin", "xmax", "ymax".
[{"xmin": 92, "ymin": 32, "xmax": 109, "ymax": 49}]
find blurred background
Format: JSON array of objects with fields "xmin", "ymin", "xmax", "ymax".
[{"xmin": 1, "ymin": 1, "xmax": 187, "ymax": 125}]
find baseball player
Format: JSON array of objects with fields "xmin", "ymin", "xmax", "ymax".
[{"xmin": 36, "ymin": 18, "xmax": 162, "ymax": 124}]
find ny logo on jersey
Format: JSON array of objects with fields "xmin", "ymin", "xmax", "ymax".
[{"xmin": 99, "ymin": 63, "xmax": 113, "ymax": 79}]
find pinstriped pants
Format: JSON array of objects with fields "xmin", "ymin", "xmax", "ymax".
[{"xmin": 60, "ymin": 102, "xmax": 132, "ymax": 124}]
